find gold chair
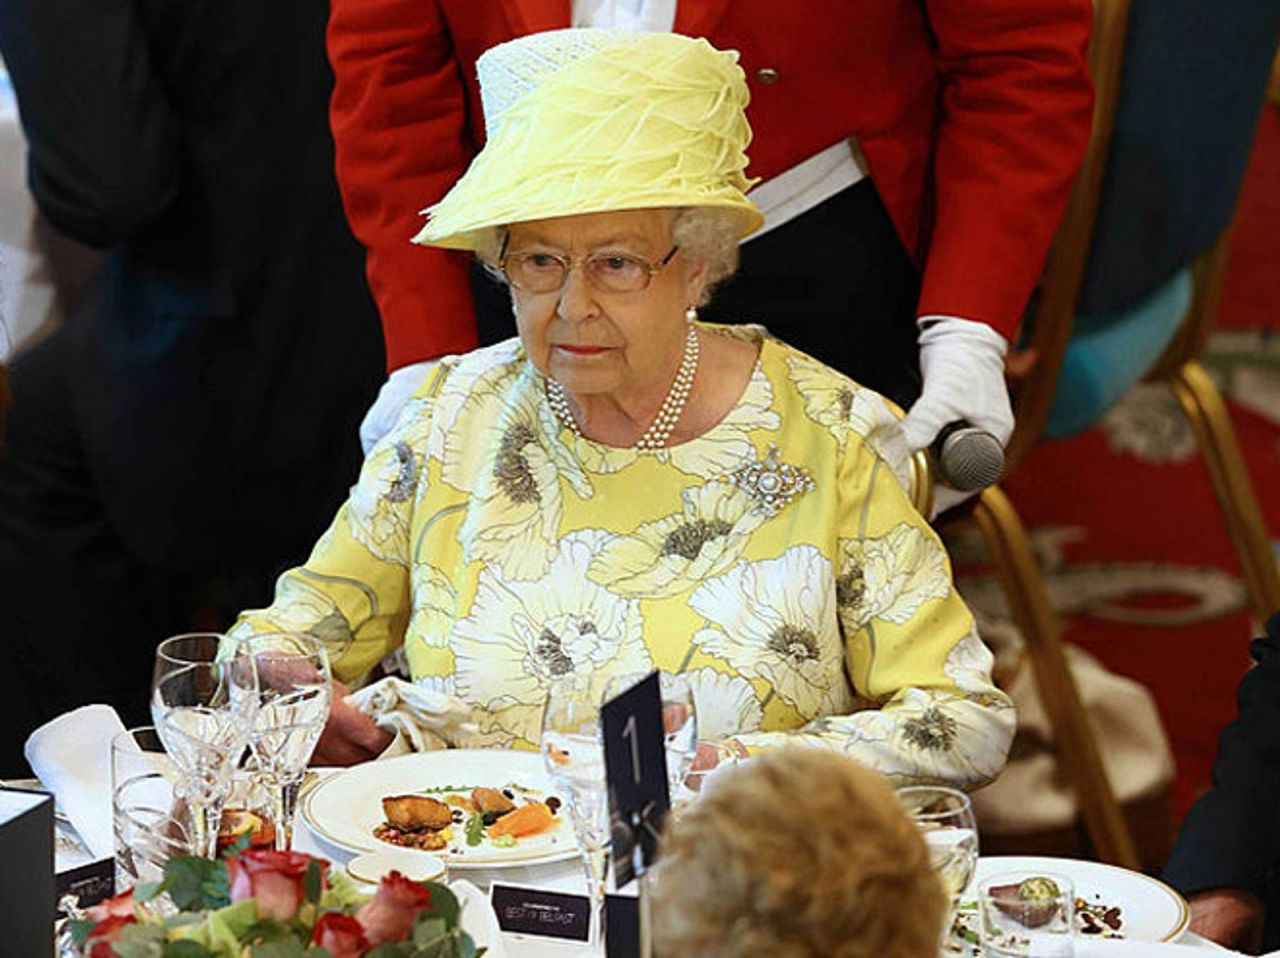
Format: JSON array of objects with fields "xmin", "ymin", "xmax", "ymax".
[{"xmin": 957, "ymin": 0, "xmax": 1280, "ymax": 870}]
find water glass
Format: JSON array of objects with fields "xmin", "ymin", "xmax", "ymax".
[
  {"xmin": 897, "ymin": 786, "xmax": 980, "ymax": 925},
  {"xmin": 980, "ymin": 872, "xmax": 1076, "ymax": 957},
  {"xmin": 151, "ymin": 633, "xmax": 258, "ymax": 858},
  {"xmin": 111, "ymin": 727, "xmax": 194, "ymax": 893},
  {"xmin": 541, "ymin": 683, "xmax": 609, "ymax": 947},
  {"xmin": 236, "ymin": 631, "xmax": 332, "ymax": 849},
  {"xmin": 602, "ymin": 671, "xmax": 698, "ymax": 798}
]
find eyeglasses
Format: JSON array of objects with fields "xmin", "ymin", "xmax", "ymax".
[{"xmin": 499, "ymin": 233, "xmax": 680, "ymax": 294}]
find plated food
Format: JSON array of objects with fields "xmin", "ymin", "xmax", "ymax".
[
  {"xmin": 372, "ymin": 783, "xmax": 563, "ymax": 857},
  {"xmin": 300, "ymin": 749, "xmax": 581, "ymax": 869}
]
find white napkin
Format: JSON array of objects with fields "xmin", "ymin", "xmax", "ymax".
[
  {"xmin": 452, "ymin": 878, "xmax": 508, "ymax": 958},
  {"xmin": 348, "ymin": 677, "xmax": 475, "ymax": 757},
  {"xmin": 23, "ymin": 704, "xmax": 126, "ymax": 860}
]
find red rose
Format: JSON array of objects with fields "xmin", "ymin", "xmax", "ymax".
[
  {"xmin": 312, "ymin": 912, "xmax": 371, "ymax": 958},
  {"xmin": 86, "ymin": 888, "xmax": 135, "ymax": 922},
  {"xmin": 356, "ymin": 870, "xmax": 433, "ymax": 944},
  {"xmin": 226, "ymin": 848, "xmax": 328, "ymax": 922},
  {"xmin": 85, "ymin": 915, "xmax": 137, "ymax": 957}
]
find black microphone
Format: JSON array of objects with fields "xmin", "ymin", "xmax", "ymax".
[{"xmin": 932, "ymin": 420, "xmax": 1004, "ymax": 492}]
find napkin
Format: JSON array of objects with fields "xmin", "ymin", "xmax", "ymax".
[
  {"xmin": 348, "ymin": 677, "xmax": 476, "ymax": 757},
  {"xmin": 452, "ymin": 878, "xmax": 508, "ymax": 958},
  {"xmin": 23, "ymin": 704, "xmax": 126, "ymax": 860}
]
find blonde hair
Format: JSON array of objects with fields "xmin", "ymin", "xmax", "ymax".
[
  {"xmin": 473, "ymin": 206, "xmax": 741, "ymax": 305},
  {"xmin": 653, "ymin": 748, "xmax": 948, "ymax": 958}
]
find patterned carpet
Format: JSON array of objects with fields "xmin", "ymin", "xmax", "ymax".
[{"xmin": 956, "ymin": 105, "xmax": 1280, "ymax": 825}]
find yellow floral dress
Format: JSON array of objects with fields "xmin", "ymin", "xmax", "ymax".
[{"xmin": 232, "ymin": 325, "xmax": 1014, "ymax": 788}]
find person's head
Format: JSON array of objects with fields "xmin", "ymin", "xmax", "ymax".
[
  {"xmin": 652, "ymin": 747, "xmax": 948, "ymax": 958},
  {"xmin": 412, "ymin": 29, "xmax": 761, "ymax": 400}
]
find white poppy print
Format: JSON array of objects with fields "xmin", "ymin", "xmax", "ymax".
[
  {"xmin": 452, "ymin": 530, "xmax": 653, "ymax": 745},
  {"xmin": 942, "ymin": 629, "xmax": 1000, "ymax": 697},
  {"xmin": 347, "ymin": 438, "xmax": 422, "ymax": 564},
  {"xmin": 406, "ymin": 562, "xmax": 459, "ymax": 648},
  {"xmin": 453, "ymin": 376, "xmax": 593, "ymax": 580},
  {"xmin": 817, "ymin": 688, "xmax": 1014, "ymax": 787},
  {"xmin": 587, "ymin": 482, "xmax": 766, "ymax": 597},
  {"xmin": 690, "ymin": 546, "xmax": 845, "ymax": 716},
  {"xmin": 229, "ymin": 576, "xmax": 356, "ymax": 659},
  {"xmin": 837, "ymin": 524, "xmax": 949, "ymax": 629},
  {"xmin": 660, "ymin": 363, "xmax": 780, "ymax": 476},
  {"xmin": 685, "ymin": 668, "xmax": 764, "ymax": 741},
  {"xmin": 431, "ymin": 343, "xmax": 524, "ymax": 481},
  {"xmin": 785, "ymin": 351, "xmax": 913, "ymax": 492}
]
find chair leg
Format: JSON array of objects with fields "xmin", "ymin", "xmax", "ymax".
[
  {"xmin": 1167, "ymin": 361, "xmax": 1280, "ymax": 623},
  {"xmin": 971, "ymin": 486, "xmax": 1141, "ymax": 869}
]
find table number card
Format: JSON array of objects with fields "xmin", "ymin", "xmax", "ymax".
[
  {"xmin": 1, "ymin": 787, "xmax": 55, "ymax": 957},
  {"xmin": 601, "ymin": 670, "xmax": 671, "ymax": 890}
]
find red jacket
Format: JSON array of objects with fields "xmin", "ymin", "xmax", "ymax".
[{"xmin": 328, "ymin": 0, "xmax": 1094, "ymax": 372}]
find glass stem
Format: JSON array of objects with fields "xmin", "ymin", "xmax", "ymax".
[
  {"xmin": 191, "ymin": 800, "xmax": 222, "ymax": 859},
  {"xmin": 581, "ymin": 845, "xmax": 608, "ymax": 947},
  {"xmin": 271, "ymin": 780, "xmax": 299, "ymax": 851}
]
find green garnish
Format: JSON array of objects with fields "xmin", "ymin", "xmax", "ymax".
[
  {"xmin": 491, "ymin": 835, "xmax": 517, "ymax": 848},
  {"xmin": 465, "ymin": 811, "xmax": 486, "ymax": 847}
]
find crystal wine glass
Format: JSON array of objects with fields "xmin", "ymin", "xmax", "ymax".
[
  {"xmin": 236, "ymin": 630, "xmax": 332, "ymax": 849},
  {"xmin": 897, "ymin": 785, "xmax": 980, "ymax": 935},
  {"xmin": 150, "ymin": 633, "xmax": 258, "ymax": 858},
  {"xmin": 541, "ymin": 681, "xmax": 610, "ymax": 947}
]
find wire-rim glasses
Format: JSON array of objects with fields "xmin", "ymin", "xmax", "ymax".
[{"xmin": 499, "ymin": 231, "xmax": 679, "ymax": 294}]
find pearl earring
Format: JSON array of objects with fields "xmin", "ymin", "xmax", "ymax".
[{"xmin": 685, "ymin": 305, "xmax": 698, "ymax": 324}]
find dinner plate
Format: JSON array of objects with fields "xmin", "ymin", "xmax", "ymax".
[
  {"xmin": 300, "ymin": 749, "xmax": 579, "ymax": 870},
  {"xmin": 971, "ymin": 856, "xmax": 1190, "ymax": 943}
]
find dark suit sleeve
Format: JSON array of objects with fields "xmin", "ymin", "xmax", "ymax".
[
  {"xmin": 1164, "ymin": 613, "xmax": 1280, "ymax": 897},
  {"xmin": 0, "ymin": 0, "xmax": 180, "ymax": 245}
]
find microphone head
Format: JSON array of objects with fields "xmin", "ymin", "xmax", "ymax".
[{"xmin": 938, "ymin": 427, "xmax": 1004, "ymax": 492}]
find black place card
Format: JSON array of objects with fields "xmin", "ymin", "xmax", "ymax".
[
  {"xmin": 601, "ymin": 671, "xmax": 670, "ymax": 888},
  {"xmin": 490, "ymin": 882, "xmax": 591, "ymax": 942},
  {"xmin": 1, "ymin": 788, "xmax": 55, "ymax": 957},
  {"xmin": 57, "ymin": 856, "xmax": 115, "ymax": 913},
  {"xmin": 605, "ymin": 894, "xmax": 640, "ymax": 958}
]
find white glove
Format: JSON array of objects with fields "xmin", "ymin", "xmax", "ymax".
[
  {"xmin": 359, "ymin": 359, "xmax": 440, "ymax": 455},
  {"xmin": 902, "ymin": 316, "xmax": 1014, "ymax": 516}
]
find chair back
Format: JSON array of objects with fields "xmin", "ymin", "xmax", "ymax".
[{"xmin": 1006, "ymin": 0, "xmax": 1280, "ymax": 466}]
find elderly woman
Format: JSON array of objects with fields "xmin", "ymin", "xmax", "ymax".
[
  {"xmin": 233, "ymin": 29, "xmax": 1013, "ymax": 786},
  {"xmin": 653, "ymin": 747, "xmax": 948, "ymax": 957}
]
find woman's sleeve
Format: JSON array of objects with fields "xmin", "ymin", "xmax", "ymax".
[
  {"xmin": 229, "ymin": 401, "xmax": 431, "ymax": 683},
  {"xmin": 327, "ymin": 0, "xmax": 480, "ymax": 371},
  {"xmin": 735, "ymin": 403, "xmax": 1015, "ymax": 789}
]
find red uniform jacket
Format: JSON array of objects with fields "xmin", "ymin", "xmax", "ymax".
[{"xmin": 328, "ymin": 0, "xmax": 1094, "ymax": 372}]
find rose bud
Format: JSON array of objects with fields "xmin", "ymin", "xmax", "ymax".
[
  {"xmin": 356, "ymin": 870, "xmax": 433, "ymax": 944},
  {"xmin": 312, "ymin": 912, "xmax": 371, "ymax": 958},
  {"xmin": 227, "ymin": 848, "xmax": 327, "ymax": 922}
]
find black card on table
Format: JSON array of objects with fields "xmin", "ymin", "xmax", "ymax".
[
  {"xmin": 490, "ymin": 883, "xmax": 591, "ymax": 942},
  {"xmin": 0, "ymin": 788, "xmax": 55, "ymax": 958},
  {"xmin": 600, "ymin": 670, "xmax": 670, "ymax": 888}
]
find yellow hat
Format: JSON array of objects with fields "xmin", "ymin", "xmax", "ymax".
[{"xmin": 412, "ymin": 28, "xmax": 763, "ymax": 251}]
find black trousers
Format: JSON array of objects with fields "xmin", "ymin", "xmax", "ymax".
[{"xmin": 473, "ymin": 179, "xmax": 922, "ymax": 409}]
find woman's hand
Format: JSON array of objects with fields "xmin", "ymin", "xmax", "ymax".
[
  {"xmin": 313, "ymin": 681, "xmax": 393, "ymax": 766},
  {"xmin": 1188, "ymin": 887, "xmax": 1264, "ymax": 951}
]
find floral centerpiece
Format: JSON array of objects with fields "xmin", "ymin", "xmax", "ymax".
[{"xmin": 69, "ymin": 843, "xmax": 484, "ymax": 958}]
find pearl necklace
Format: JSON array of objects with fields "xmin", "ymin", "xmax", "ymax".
[{"xmin": 545, "ymin": 325, "xmax": 700, "ymax": 450}]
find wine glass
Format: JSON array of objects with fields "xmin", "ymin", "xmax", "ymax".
[
  {"xmin": 236, "ymin": 631, "xmax": 332, "ymax": 849},
  {"xmin": 541, "ymin": 682, "xmax": 610, "ymax": 947},
  {"xmin": 150, "ymin": 633, "xmax": 258, "ymax": 858},
  {"xmin": 897, "ymin": 785, "xmax": 980, "ymax": 934},
  {"xmin": 602, "ymin": 671, "xmax": 699, "ymax": 798}
]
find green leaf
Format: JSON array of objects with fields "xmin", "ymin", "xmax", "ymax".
[
  {"xmin": 423, "ymin": 882, "xmax": 460, "ymax": 929},
  {"xmin": 110, "ymin": 941, "xmax": 164, "ymax": 958},
  {"xmin": 161, "ymin": 941, "xmax": 217, "ymax": 958},
  {"xmin": 248, "ymin": 941, "xmax": 308, "ymax": 958},
  {"xmin": 412, "ymin": 916, "xmax": 447, "ymax": 948},
  {"xmin": 219, "ymin": 831, "xmax": 252, "ymax": 859},
  {"xmin": 320, "ymin": 870, "xmax": 370, "ymax": 910},
  {"xmin": 163, "ymin": 855, "xmax": 230, "ymax": 911},
  {"xmin": 464, "ymin": 811, "xmax": 485, "ymax": 847},
  {"xmin": 133, "ymin": 880, "xmax": 165, "ymax": 903},
  {"xmin": 305, "ymin": 858, "xmax": 324, "ymax": 904},
  {"xmin": 67, "ymin": 918, "xmax": 97, "ymax": 947}
]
